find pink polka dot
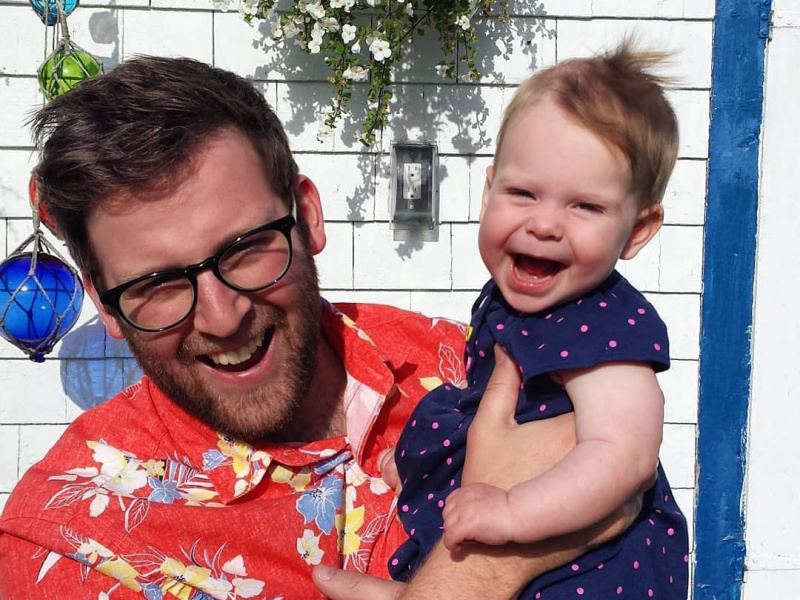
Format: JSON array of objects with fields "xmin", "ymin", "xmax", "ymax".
[
  {"xmin": 599, "ymin": 301, "xmax": 608, "ymax": 308},
  {"xmin": 413, "ymin": 508, "xmax": 418, "ymax": 515},
  {"xmin": 577, "ymin": 299, "xmax": 583, "ymax": 305},
  {"xmin": 638, "ymin": 308, "xmax": 646, "ymax": 314},
  {"xmin": 438, "ymin": 500, "xmax": 444, "ymax": 508},
  {"xmin": 557, "ymin": 317, "xmax": 564, "ymax": 323},
  {"xmin": 571, "ymin": 564, "xmax": 579, "ymax": 572},
  {"xmin": 597, "ymin": 563, "xmax": 604, "ymax": 570},
  {"xmin": 427, "ymin": 493, "xmax": 434, "ymax": 500},
  {"xmin": 633, "ymin": 560, "xmax": 640, "ymax": 569},
  {"xmin": 648, "ymin": 590, "xmax": 654, "ymax": 597},
  {"xmin": 538, "ymin": 343, "xmax": 546, "ymax": 350},
  {"xmin": 410, "ymin": 528, "xmax": 415, "ymax": 535},
  {"xmin": 654, "ymin": 343, "xmax": 662, "ymax": 351},
  {"xmin": 411, "ymin": 420, "xmax": 417, "ymax": 427},
  {"xmin": 560, "ymin": 350, "xmax": 569, "ymax": 358},
  {"xmin": 684, "ymin": 555, "xmax": 689, "ymax": 563},
  {"xmin": 432, "ymin": 422, "xmax": 439, "ymax": 430},
  {"xmin": 422, "ymin": 473, "xmax": 429, "ymax": 479},
  {"xmin": 392, "ymin": 558, "xmax": 399, "ymax": 566},
  {"xmin": 419, "ymin": 450, "xmax": 427, "ymax": 456},
  {"xmin": 496, "ymin": 323, "xmax": 505, "ymax": 330},
  {"xmin": 546, "ymin": 313, "xmax": 552, "ymax": 319},
  {"xmin": 617, "ymin": 587, "xmax": 623, "ymax": 595},
  {"xmin": 539, "ymin": 404, "xmax": 547, "ymax": 412},
  {"xmin": 649, "ymin": 519, "xmax": 655, "ymax": 525},
  {"xmin": 479, "ymin": 350, "xmax": 486, "ymax": 357},
  {"xmin": 402, "ymin": 504, "xmax": 409, "ymax": 512},
  {"xmin": 522, "ymin": 330, "xmax": 529, "ymax": 336},
  {"xmin": 646, "ymin": 538, "xmax": 651, "ymax": 546},
  {"xmin": 664, "ymin": 494, "xmax": 670, "ymax": 502},
  {"xmin": 446, "ymin": 458, "xmax": 452, "ymax": 465},
  {"xmin": 670, "ymin": 576, "xmax": 674, "ymax": 583},
  {"xmin": 609, "ymin": 340, "xmax": 618, "ymax": 348},
  {"xmin": 401, "ymin": 450, "xmax": 406, "ymax": 457},
  {"xmin": 667, "ymin": 528, "xmax": 675, "ymax": 536},
  {"xmin": 628, "ymin": 318, "xmax": 636, "ymax": 325},
  {"xmin": 444, "ymin": 385, "xmax": 451, "ymax": 391},
  {"xmin": 662, "ymin": 546, "xmax": 667, "ymax": 555},
  {"xmin": 450, "ymin": 479, "xmax": 455, "ymax": 486},
  {"xmin": 577, "ymin": 588, "xmax": 585, "ymax": 595},
  {"xmin": 536, "ymin": 594, "xmax": 541, "ymax": 599},
  {"xmin": 580, "ymin": 324, "xmax": 589, "ymax": 333},
  {"xmin": 443, "ymin": 439, "xmax": 451, "ymax": 447},
  {"xmin": 655, "ymin": 509, "xmax": 662, "ymax": 514}
]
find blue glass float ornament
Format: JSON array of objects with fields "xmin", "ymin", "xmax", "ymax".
[
  {"xmin": 29, "ymin": 0, "xmax": 79, "ymax": 25},
  {"xmin": 0, "ymin": 229, "xmax": 84, "ymax": 362}
]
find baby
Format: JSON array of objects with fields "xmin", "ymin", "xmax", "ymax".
[{"xmin": 387, "ymin": 41, "xmax": 689, "ymax": 598}]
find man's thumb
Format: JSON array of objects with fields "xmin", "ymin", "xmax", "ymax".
[
  {"xmin": 472, "ymin": 345, "xmax": 522, "ymax": 427},
  {"xmin": 312, "ymin": 565, "xmax": 404, "ymax": 600}
]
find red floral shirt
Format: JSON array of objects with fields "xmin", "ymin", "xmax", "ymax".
[{"xmin": 0, "ymin": 301, "xmax": 466, "ymax": 600}]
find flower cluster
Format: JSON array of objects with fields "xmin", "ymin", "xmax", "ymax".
[{"xmin": 218, "ymin": 0, "xmax": 507, "ymax": 145}]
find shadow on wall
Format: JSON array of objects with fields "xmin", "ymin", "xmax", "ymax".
[{"xmin": 57, "ymin": 315, "xmax": 142, "ymax": 412}]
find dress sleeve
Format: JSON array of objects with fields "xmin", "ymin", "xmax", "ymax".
[{"xmin": 484, "ymin": 272, "xmax": 670, "ymax": 380}]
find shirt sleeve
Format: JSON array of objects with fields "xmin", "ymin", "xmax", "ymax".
[{"xmin": 0, "ymin": 531, "xmax": 142, "ymax": 600}]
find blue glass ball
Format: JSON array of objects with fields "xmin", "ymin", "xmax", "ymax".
[
  {"xmin": 0, "ymin": 252, "xmax": 84, "ymax": 361},
  {"xmin": 29, "ymin": 0, "xmax": 79, "ymax": 26}
]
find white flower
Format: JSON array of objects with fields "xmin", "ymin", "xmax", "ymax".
[
  {"xmin": 330, "ymin": 0, "xmax": 345, "ymax": 6},
  {"xmin": 404, "ymin": 3, "xmax": 413, "ymax": 16},
  {"xmin": 296, "ymin": 0, "xmax": 308, "ymax": 12},
  {"xmin": 351, "ymin": 41, "xmax": 361, "ymax": 53},
  {"xmin": 369, "ymin": 38, "xmax": 391, "ymax": 62},
  {"xmin": 435, "ymin": 63, "xmax": 452, "ymax": 78},
  {"xmin": 365, "ymin": 0, "xmax": 375, "ymax": 6},
  {"xmin": 343, "ymin": 65, "xmax": 369, "ymax": 81},
  {"xmin": 342, "ymin": 0, "xmax": 355, "ymax": 9},
  {"xmin": 297, "ymin": 530, "xmax": 325, "ymax": 565},
  {"xmin": 456, "ymin": 14, "xmax": 470, "ymax": 30},
  {"xmin": 307, "ymin": 1, "xmax": 326, "ymax": 19},
  {"xmin": 322, "ymin": 16, "xmax": 340, "ymax": 31},
  {"xmin": 283, "ymin": 19, "xmax": 300, "ymax": 38},
  {"xmin": 212, "ymin": 0, "xmax": 232, "ymax": 10},
  {"xmin": 308, "ymin": 37, "xmax": 323, "ymax": 53},
  {"xmin": 342, "ymin": 23, "xmax": 357, "ymax": 43},
  {"xmin": 239, "ymin": 0, "xmax": 258, "ymax": 17}
]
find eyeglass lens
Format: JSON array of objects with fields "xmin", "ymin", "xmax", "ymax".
[{"xmin": 118, "ymin": 227, "xmax": 291, "ymax": 330}]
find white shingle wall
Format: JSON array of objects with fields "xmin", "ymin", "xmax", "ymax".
[{"xmin": 0, "ymin": 0, "xmax": 710, "ymax": 575}]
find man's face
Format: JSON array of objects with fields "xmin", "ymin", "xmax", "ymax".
[{"xmin": 86, "ymin": 128, "xmax": 328, "ymax": 441}]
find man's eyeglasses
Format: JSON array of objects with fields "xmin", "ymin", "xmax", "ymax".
[{"xmin": 98, "ymin": 214, "xmax": 296, "ymax": 332}]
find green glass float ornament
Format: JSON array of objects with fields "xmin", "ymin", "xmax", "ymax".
[
  {"xmin": 0, "ymin": 206, "xmax": 84, "ymax": 362},
  {"xmin": 38, "ymin": 43, "xmax": 103, "ymax": 100},
  {"xmin": 29, "ymin": 0, "xmax": 79, "ymax": 26}
]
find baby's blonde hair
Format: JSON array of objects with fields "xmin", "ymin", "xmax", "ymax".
[{"xmin": 496, "ymin": 39, "xmax": 679, "ymax": 208}]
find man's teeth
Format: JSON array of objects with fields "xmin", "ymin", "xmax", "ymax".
[{"xmin": 208, "ymin": 337, "xmax": 263, "ymax": 366}]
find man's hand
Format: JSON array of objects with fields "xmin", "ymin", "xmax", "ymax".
[
  {"xmin": 312, "ymin": 565, "xmax": 404, "ymax": 600},
  {"xmin": 377, "ymin": 447, "xmax": 401, "ymax": 495}
]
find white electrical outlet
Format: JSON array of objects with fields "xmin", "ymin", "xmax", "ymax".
[{"xmin": 403, "ymin": 163, "xmax": 422, "ymax": 201}]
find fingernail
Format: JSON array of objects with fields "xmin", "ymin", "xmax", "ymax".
[{"xmin": 315, "ymin": 565, "xmax": 333, "ymax": 581}]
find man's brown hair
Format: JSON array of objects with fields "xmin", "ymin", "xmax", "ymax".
[
  {"xmin": 31, "ymin": 56, "xmax": 299, "ymax": 282},
  {"xmin": 496, "ymin": 39, "xmax": 679, "ymax": 208}
]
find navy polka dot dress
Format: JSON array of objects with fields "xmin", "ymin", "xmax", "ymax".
[{"xmin": 390, "ymin": 271, "xmax": 689, "ymax": 599}]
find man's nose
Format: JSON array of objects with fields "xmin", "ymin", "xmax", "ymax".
[
  {"xmin": 192, "ymin": 270, "xmax": 252, "ymax": 338},
  {"xmin": 525, "ymin": 202, "xmax": 563, "ymax": 240}
]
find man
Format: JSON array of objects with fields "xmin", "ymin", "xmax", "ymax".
[{"xmin": 0, "ymin": 57, "xmax": 633, "ymax": 600}]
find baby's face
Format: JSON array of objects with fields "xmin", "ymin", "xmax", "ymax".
[{"xmin": 479, "ymin": 97, "xmax": 659, "ymax": 314}]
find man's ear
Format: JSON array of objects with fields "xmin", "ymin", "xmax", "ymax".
[
  {"xmin": 478, "ymin": 165, "xmax": 495, "ymax": 222},
  {"xmin": 294, "ymin": 175, "xmax": 326, "ymax": 256},
  {"xmin": 620, "ymin": 204, "xmax": 664, "ymax": 260},
  {"xmin": 82, "ymin": 272, "xmax": 125, "ymax": 340}
]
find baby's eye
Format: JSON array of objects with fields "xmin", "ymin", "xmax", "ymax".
[
  {"xmin": 509, "ymin": 188, "xmax": 535, "ymax": 199},
  {"xmin": 576, "ymin": 202, "xmax": 602, "ymax": 213}
]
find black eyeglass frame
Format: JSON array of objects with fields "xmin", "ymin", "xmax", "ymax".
[{"xmin": 98, "ymin": 214, "xmax": 296, "ymax": 333}]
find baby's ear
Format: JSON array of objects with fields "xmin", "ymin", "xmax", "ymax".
[
  {"xmin": 479, "ymin": 165, "xmax": 496, "ymax": 222},
  {"xmin": 620, "ymin": 204, "xmax": 663, "ymax": 260}
]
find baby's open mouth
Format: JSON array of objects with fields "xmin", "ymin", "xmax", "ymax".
[
  {"xmin": 514, "ymin": 254, "xmax": 563, "ymax": 281},
  {"xmin": 201, "ymin": 327, "xmax": 274, "ymax": 372}
]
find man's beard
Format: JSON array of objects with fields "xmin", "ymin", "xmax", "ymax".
[{"xmin": 121, "ymin": 250, "xmax": 322, "ymax": 443}]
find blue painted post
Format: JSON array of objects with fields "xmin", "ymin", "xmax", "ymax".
[{"xmin": 694, "ymin": 1, "xmax": 772, "ymax": 599}]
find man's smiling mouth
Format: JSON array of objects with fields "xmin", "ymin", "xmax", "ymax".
[{"xmin": 202, "ymin": 327, "xmax": 274, "ymax": 372}]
